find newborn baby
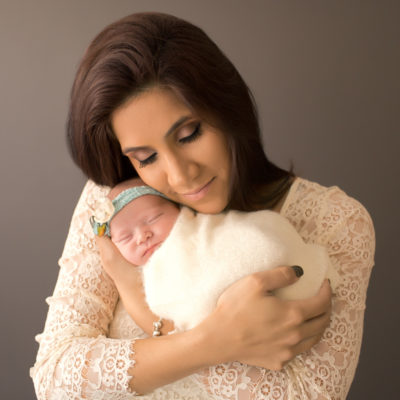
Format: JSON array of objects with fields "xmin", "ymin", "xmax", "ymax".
[{"xmin": 91, "ymin": 178, "xmax": 334, "ymax": 332}]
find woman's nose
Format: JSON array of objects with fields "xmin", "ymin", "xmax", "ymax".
[
  {"xmin": 135, "ymin": 229, "xmax": 153, "ymax": 245},
  {"xmin": 164, "ymin": 152, "xmax": 200, "ymax": 189}
]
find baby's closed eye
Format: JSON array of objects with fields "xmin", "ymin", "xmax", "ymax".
[
  {"xmin": 148, "ymin": 213, "xmax": 163, "ymax": 224},
  {"xmin": 114, "ymin": 234, "xmax": 133, "ymax": 243}
]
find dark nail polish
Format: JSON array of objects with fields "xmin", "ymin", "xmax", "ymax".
[{"xmin": 291, "ymin": 265, "xmax": 304, "ymax": 277}]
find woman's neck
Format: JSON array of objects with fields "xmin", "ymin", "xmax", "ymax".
[{"xmin": 252, "ymin": 176, "xmax": 295, "ymax": 213}]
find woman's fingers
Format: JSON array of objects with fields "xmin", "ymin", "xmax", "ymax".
[
  {"xmin": 298, "ymin": 306, "xmax": 331, "ymax": 342},
  {"xmin": 96, "ymin": 235, "xmax": 120, "ymax": 262},
  {"xmin": 95, "ymin": 235, "xmax": 136, "ymax": 281},
  {"xmin": 279, "ymin": 282, "xmax": 332, "ymax": 360},
  {"xmin": 95, "ymin": 236, "xmax": 163, "ymax": 335},
  {"xmin": 251, "ymin": 265, "xmax": 302, "ymax": 293},
  {"xmin": 211, "ymin": 269, "xmax": 332, "ymax": 369},
  {"xmin": 291, "ymin": 325, "xmax": 327, "ymax": 359},
  {"xmin": 290, "ymin": 279, "xmax": 332, "ymax": 321},
  {"xmin": 96, "ymin": 235, "xmax": 117, "ymax": 267},
  {"xmin": 236, "ymin": 307, "xmax": 331, "ymax": 370}
]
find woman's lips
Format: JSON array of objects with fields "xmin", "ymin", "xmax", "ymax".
[{"xmin": 181, "ymin": 177, "xmax": 215, "ymax": 201}]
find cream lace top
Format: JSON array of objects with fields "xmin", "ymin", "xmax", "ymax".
[{"xmin": 30, "ymin": 178, "xmax": 375, "ymax": 399}]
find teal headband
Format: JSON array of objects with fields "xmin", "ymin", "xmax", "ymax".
[{"xmin": 90, "ymin": 185, "xmax": 168, "ymax": 237}]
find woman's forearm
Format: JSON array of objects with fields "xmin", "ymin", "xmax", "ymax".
[
  {"xmin": 128, "ymin": 324, "xmax": 215, "ymax": 394},
  {"xmin": 112, "ymin": 264, "xmax": 175, "ymax": 336},
  {"xmin": 97, "ymin": 230, "xmax": 333, "ymax": 394},
  {"xmin": 198, "ymin": 191, "xmax": 376, "ymax": 400},
  {"xmin": 126, "ymin": 274, "xmax": 332, "ymax": 395}
]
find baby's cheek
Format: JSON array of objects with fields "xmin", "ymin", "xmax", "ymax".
[
  {"xmin": 115, "ymin": 243, "xmax": 129, "ymax": 261},
  {"xmin": 124, "ymin": 246, "xmax": 142, "ymax": 266}
]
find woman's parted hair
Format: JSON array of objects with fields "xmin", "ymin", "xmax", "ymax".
[{"xmin": 67, "ymin": 12, "xmax": 293, "ymax": 211}]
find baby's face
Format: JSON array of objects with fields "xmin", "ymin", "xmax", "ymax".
[{"xmin": 110, "ymin": 195, "xmax": 179, "ymax": 265}]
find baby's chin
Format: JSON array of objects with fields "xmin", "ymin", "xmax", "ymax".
[
  {"xmin": 122, "ymin": 253, "xmax": 143, "ymax": 267},
  {"xmin": 126, "ymin": 258, "xmax": 143, "ymax": 267}
]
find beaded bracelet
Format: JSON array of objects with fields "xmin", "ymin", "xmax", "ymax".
[{"xmin": 152, "ymin": 318, "xmax": 163, "ymax": 336}]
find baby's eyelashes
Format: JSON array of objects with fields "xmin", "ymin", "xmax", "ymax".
[
  {"xmin": 113, "ymin": 234, "xmax": 133, "ymax": 244},
  {"xmin": 147, "ymin": 213, "xmax": 163, "ymax": 224}
]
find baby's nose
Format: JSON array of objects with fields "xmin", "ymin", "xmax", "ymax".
[{"xmin": 136, "ymin": 229, "xmax": 153, "ymax": 245}]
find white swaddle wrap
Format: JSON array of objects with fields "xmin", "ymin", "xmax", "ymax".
[{"xmin": 142, "ymin": 207, "xmax": 334, "ymax": 331}]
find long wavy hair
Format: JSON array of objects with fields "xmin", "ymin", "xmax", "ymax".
[{"xmin": 67, "ymin": 12, "xmax": 293, "ymax": 211}]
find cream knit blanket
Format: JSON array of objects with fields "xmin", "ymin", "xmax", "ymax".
[{"xmin": 142, "ymin": 207, "xmax": 334, "ymax": 331}]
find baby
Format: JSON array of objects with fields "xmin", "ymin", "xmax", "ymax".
[{"xmin": 91, "ymin": 178, "xmax": 334, "ymax": 332}]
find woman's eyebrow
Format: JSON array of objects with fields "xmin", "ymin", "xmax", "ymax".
[{"xmin": 122, "ymin": 115, "xmax": 192, "ymax": 154}]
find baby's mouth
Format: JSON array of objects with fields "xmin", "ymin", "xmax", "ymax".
[{"xmin": 143, "ymin": 242, "xmax": 162, "ymax": 258}]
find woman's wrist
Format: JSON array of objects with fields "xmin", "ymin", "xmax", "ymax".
[
  {"xmin": 128, "ymin": 325, "xmax": 214, "ymax": 394},
  {"xmin": 191, "ymin": 305, "xmax": 233, "ymax": 366}
]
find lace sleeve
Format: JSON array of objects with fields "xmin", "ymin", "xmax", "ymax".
[
  {"xmin": 195, "ymin": 183, "xmax": 375, "ymax": 400},
  {"xmin": 30, "ymin": 181, "xmax": 137, "ymax": 400}
]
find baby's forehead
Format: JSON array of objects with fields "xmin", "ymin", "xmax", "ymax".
[{"xmin": 129, "ymin": 194, "xmax": 171, "ymax": 209}]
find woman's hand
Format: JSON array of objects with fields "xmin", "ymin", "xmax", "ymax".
[
  {"xmin": 199, "ymin": 266, "xmax": 332, "ymax": 370},
  {"xmin": 95, "ymin": 235, "xmax": 174, "ymax": 335},
  {"xmin": 96, "ymin": 236, "xmax": 331, "ymax": 369},
  {"xmin": 95, "ymin": 235, "xmax": 137, "ymax": 282}
]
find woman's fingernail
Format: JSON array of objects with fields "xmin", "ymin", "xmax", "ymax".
[{"xmin": 291, "ymin": 265, "xmax": 304, "ymax": 277}]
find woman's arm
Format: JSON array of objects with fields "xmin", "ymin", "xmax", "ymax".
[
  {"xmin": 30, "ymin": 181, "xmax": 136, "ymax": 399},
  {"xmin": 196, "ymin": 187, "xmax": 375, "ymax": 399},
  {"xmin": 94, "ymin": 235, "xmax": 175, "ymax": 337},
  {"xmin": 32, "ymin": 181, "xmax": 324, "ymax": 398},
  {"xmin": 97, "ymin": 234, "xmax": 332, "ymax": 394},
  {"xmin": 31, "ymin": 179, "xmax": 333, "ymax": 398}
]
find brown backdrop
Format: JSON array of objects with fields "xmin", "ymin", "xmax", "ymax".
[{"xmin": 1, "ymin": 1, "xmax": 399, "ymax": 398}]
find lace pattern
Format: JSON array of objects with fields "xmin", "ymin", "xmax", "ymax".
[
  {"xmin": 31, "ymin": 178, "xmax": 375, "ymax": 399},
  {"xmin": 197, "ymin": 179, "xmax": 375, "ymax": 399},
  {"xmin": 31, "ymin": 181, "xmax": 137, "ymax": 399}
]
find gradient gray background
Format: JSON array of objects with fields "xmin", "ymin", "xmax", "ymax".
[{"xmin": 1, "ymin": 1, "xmax": 399, "ymax": 398}]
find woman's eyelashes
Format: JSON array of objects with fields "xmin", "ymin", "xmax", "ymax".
[
  {"xmin": 136, "ymin": 122, "xmax": 203, "ymax": 168},
  {"xmin": 178, "ymin": 122, "xmax": 202, "ymax": 144},
  {"xmin": 138, "ymin": 152, "xmax": 157, "ymax": 168}
]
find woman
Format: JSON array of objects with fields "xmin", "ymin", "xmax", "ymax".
[{"xmin": 31, "ymin": 12, "xmax": 375, "ymax": 399}]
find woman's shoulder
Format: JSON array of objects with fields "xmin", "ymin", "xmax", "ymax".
[
  {"xmin": 72, "ymin": 180, "xmax": 112, "ymax": 216},
  {"xmin": 60, "ymin": 181, "xmax": 111, "ymax": 259},
  {"xmin": 282, "ymin": 177, "xmax": 374, "ymax": 245}
]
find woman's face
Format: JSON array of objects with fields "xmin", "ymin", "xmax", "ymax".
[{"xmin": 111, "ymin": 87, "xmax": 232, "ymax": 214}]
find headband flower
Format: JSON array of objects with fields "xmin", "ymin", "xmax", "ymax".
[
  {"xmin": 90, "ymin": 197, "xmax": 114, "ymax": 237},
  {"xmin": 89, "ymin": 185, "xmax": 169, "ymax": 237},
  {"xmin": 93, "ymin": 197, "xmax": 115, "ymax": 224}
]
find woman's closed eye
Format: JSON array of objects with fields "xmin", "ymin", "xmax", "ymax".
[
  {"xmin": 135, "ymin": 122, "xmax": 203, "ymax": 168},
  {"xmin": 138, "ymin": 152, "xmax": 157, "ymax": 168},
  {"xmin": 178, "ymin": 122, "xmax": 202, "ymax": 144}
]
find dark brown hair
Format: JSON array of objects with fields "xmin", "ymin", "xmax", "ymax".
[{"xmin": 67, "ymin": 12, "xmax": 293, "ymax": 211}]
